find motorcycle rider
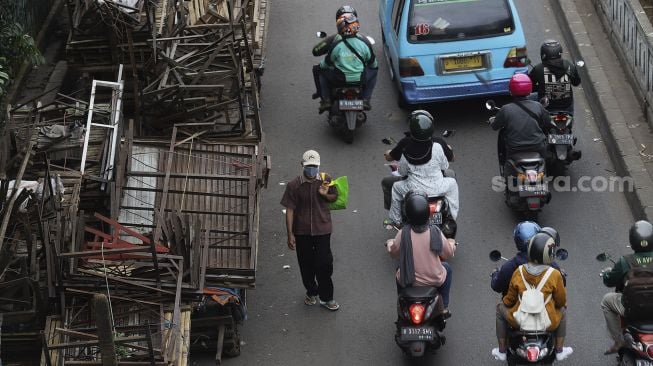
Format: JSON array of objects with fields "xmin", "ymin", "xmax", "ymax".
[
  {"xmin": 313, "ymin": 11, "xmax": 378, "ymax": 113},
  {"xmin": 492, "ymin": 233, "xmax": 573, "ymax": 361},
  {"xmin": 600, "ymin": 220, "xmax": 653, "ymax": 354},
  {"xmin": 381, "ymin": 109, "xmax": 454, "ymax": 210},
  {"xmin": 388, "ymin": 111, "xmax": 459, "ymax": 226},
  {"xmin": 490, "ymin": 74, "xmax": 549, "ymax": 173},
  {"xmin": 491, "ymin": 223, "xmax": 566, "ymax": 297},
  {"xmin": 528, "ymin": 40, "xmax": 581, "ymax": 114},
  {"xmin": 386, "ymin": 191, "xmax": 457, "ymax": 309}
]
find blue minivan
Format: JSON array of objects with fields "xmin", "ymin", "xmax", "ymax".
[{"xmin": 379, "ymin": 0, "xmax": 529, "ymax": 106}]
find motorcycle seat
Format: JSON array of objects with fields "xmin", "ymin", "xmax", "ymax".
[
  {"xmin": 399, "ymin": 286, "xmax": 438, "ymax": 299},
  {"xmin": 628, "ymin": 321, "xmax": 653, "ymax": 332},
  {"xmin": 509, "ymin": 152, "xmax": 543, "ymax": 162}
]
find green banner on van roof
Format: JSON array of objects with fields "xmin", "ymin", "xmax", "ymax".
[{"xmin": 414, "ymin": 0, "xmax": 480, "ymax": 6}]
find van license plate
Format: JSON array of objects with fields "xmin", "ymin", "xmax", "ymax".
[
  {"xmin": 443, "ymin": 55, "xmax": 483, "ymax": 72},
  {"xmin": 339, "ymin": 99, "xmax": 364, "ymax": 111}
]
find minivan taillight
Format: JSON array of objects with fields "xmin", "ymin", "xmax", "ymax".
[
  {"xmin": 504, "ymin": 46, "xmax": 528, "ymax": 67},
  {"xmin": 399, "ymin": 57, "xmax": 425, "ymax": 77}
]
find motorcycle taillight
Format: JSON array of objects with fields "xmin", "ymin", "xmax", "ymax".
[
  {"xmin": 409, "ymin": 303, "xmax": 425, "ymax": 325},
  {"xmin": 429, "ymin": 200, "xmax": 443, "ymax": 215},
  {"xmin": 345, "ymin": 90, "xmax": 355, "ymax": 99},
  {"xmin": 647, "ymin": 344, "xmax": 653, "ymax": 359},
  {"xmin": 527, "ymin": 347, "xmax": 540, "ymax": 362},
  {"xmin": 554, "ymin": 113, "xmax": 568, "ymax": 122}
]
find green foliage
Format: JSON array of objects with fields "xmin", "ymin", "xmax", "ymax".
[{"xmin": 0, "ymin": 9, "xmax": 45, "ymax": 96}]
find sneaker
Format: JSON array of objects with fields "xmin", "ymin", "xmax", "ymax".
[
  {"xmin": 555, "ymin": 346, "xmax": 573, "ymax": 361},
  {"xmin": 319, "ymin": 100, "xmax": 332, "ymax": 114},
  {"xmin": 304, "ymin": 295, "xmax": 317, "ymax": 306},
  {"xmin": 363, "ymin": 99, "xmax": 371, "ymax": 111},
  {"xmin": 319, "ymin": 299, "xmax": 340, "ymax": 311},
  {"xmin": 311, "ymin": 92, "xmax": 320, "ymax": 100},
  {"xmin": 491, "ymin": 348, "xmax": 506, "ymax": 361}
]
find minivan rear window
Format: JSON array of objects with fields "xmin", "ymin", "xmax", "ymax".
[{"xmin": 408, "ymin": 0, "xmax": 515, "ymax": 42}]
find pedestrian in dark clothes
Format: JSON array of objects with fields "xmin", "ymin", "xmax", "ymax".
[{"xmin": 281, "ymin": 150, "xmax": 340, "ymax": 311}]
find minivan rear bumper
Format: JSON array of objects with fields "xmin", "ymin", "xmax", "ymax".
[{"xmin": 400, "ymin": 78, "xmax": 511, "ymax": 104}]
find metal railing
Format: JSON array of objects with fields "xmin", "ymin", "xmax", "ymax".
[{"xmin": 594, "ymin": 0, "xmax": 653, "ymax": 124}]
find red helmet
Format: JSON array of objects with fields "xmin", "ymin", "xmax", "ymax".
[{"xmin": 508, "ymin": 73, "xmax": 532, "ymax": 97}]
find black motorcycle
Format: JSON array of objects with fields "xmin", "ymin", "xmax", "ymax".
[
  {"xmin": 597, "ymin": 252, "xmax": 653, "ymax": 366},
  {"xmin": 395, "ymin": 286, "xmax": 449, "ymax": 357},
  {"xmin": 486, "ymin": 100, "xmax": 551, "ymax": 218},
  {"xmin": 489, "ymin": 249, "xmax": 569, "ymax": 365},
  {"xmin": 315, "ymin": 31, "xmax": 375, "ymax": 144},
  {"xmin": 328, "ymin": 84, "xmax": 367, "ymax": 143}
]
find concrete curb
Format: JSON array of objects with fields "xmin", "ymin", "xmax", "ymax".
[{"xmin": 550, "ymin": 0, "xmax": 653, "ymax": 220}]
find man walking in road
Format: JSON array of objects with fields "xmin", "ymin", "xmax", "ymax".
[{"xmin": 281, "ymin": 150, "xmax": 340, "ymax": 311}]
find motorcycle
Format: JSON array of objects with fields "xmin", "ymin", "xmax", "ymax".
[
  {"xmin": 528, "ymin": 60, "xmax": 585, "ymax": 171},
  {"xmin": 596, "ymin": 252, "xmax": 653, "ymax": 366},
  {"xmin": 486, "ymin": 100, "xmax": 551, "ymax": 217},
  {"xmin": 394, "ymin": 286, "xmax": 449, "ymax": 357},
  {"xmin": 315, "ymin": 31, "xmax": 375, "ymax": 144},
  {"xmin": 489, "ymin": 248, "xmax": 569, "ymax": 365}
]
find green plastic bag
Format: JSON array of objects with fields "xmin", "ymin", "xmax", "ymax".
[{"xmin": 328, "ymin": 176, "xmax": 349, "ymax": 210}]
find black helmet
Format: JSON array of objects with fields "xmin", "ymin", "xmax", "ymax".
[
  {"xmin": 539, "ymin": 227, "xmax": 560, "ymax": 247},
  {"xmin": 404, "ymin": 191, "xmax": 429, "ymax": 226},
  {"xmin": 336, "ymin": 5, "xmax": 357, "ymax": 19},
  {"xmin": 527, "ymin": 233, "xmax": 557, "ymax": 265},
  {"xmin": 409, "ymin": 110, "xmax": 435, "ymax": 142},
  {"xmin": 629, "ymin": 220, "xmax": 653, "ymax": 252},
  {"xmin": 540, "ymin": 40, "xmax": 563, "ymax": 62}
]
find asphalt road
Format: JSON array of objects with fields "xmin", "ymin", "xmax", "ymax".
[{"xmin": 193, "ymin": 0, "xmax": 634, "ymax": 364}]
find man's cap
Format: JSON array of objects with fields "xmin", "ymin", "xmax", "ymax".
[{"xmin": 302, "ymin": 150, "xmax": 320, "ymax": 166}]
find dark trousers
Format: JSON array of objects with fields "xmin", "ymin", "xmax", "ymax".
[
  {"xmin": 314, "ymin": 66, "xmax": 378, "ymax": 101},
  {"xmin": 382, "ymin": 175, "xmax": 403, "ymax": 210},
  {"xmin": 295, "ymin": 234, "xmax": 334, "ymax": 302}
]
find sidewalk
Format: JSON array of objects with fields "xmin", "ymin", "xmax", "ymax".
[{"xmin": 551, "ymin": 0, "xmax": 653, "ymax": 220}]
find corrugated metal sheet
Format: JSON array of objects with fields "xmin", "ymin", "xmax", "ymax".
[
  {"xmin": 118, "ymin": 145, "xmax": 158, "ymax": 238},
  {"xmin": 119, "ymin": 141, "xmax": 259, "ymax": 277}
]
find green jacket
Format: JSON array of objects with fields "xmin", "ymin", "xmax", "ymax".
[
  {"xmin": 317, "ymin": 34, "xmax": 378, "ymax": 83},
  {"xmin": 603, "ymin": 251, "xmax": 653, "ymax": 288}
]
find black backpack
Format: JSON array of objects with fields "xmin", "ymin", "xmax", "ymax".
[{"xmin": 622, "ymin": 254, "xmax": 653, "ymax": 321}]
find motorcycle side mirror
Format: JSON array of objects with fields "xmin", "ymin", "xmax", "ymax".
[
  {"xmin": 489, "ymin": 250, "xmax": 503, "ymax": 262},
  {"xmin": 366, "ymin": 36, "xmax": 376, "ymax": 45},
  {"xmin": 555, "ymin": 248, "xmax": 569, "ymax": 261},
  {"xmin": 485, "ymin": 100, "xmax": 496, "ymax": 110},
  {"xmin": 596, "ymin": 253, "xmax": 608, "ymax": 262},
  {"xmin": 576, "ymin": 60, "xmax": 585, "ymax": 68},
  {"xmin": 317, "ymin": 31, "xmax": 327, "ymax": 39}
]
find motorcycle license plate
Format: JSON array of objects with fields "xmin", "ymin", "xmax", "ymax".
[
  {"xmin": 548, "ymin": 134, "xmax": 573, "ymax": 145},
  {"xmin": 518, "ymin": 184, "xmax": 547, "ymax": 197},
  {"xmin": 635, "ymin": 360, "xmax": 653, "ymax": 366},
  {"xmin": 429, "ymin": 212, "xmax": 443, "ymax": 225},
  {"xmin": 339, "ymin": 99, "xmax": 364, "ymax": 111},
  {"xmin": 400, "ymin": 326, "xmax": 434, "ymax": 341}
]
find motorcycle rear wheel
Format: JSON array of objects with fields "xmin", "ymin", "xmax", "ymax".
[{"xmin": 343, "ymin": 128, "xmax": 354, "ymax": 144}]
